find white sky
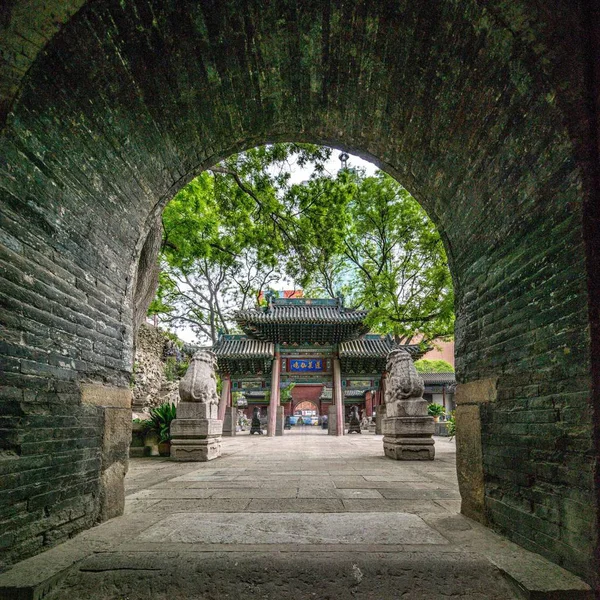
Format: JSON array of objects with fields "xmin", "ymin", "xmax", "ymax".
[{"xmin": 286, "ymin": 150, "xmax": 378, "ymax": 185}]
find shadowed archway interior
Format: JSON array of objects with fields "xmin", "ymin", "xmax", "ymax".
[{"xmin": 0, "ymin": 0, "xmax": 598, "ymax": 588}]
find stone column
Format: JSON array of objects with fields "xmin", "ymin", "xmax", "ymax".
[
  {"xmin": 171, "ymin": 350, "xmax": 223, "ymax": 461},
  {"xmin": 366, "ymin": 390, "xmax": 373, "ymax": 418},
  {"xmin": 375, "ymin": 405, "xmax": 383, "ymax": 435},
  {"xmin": 382, "ymin": 349, "xmax": 435, "ymax": 460},
  {"xmin": 218, "ymin": 374, "xmax": 231, "ymax": 422},
  {"xmin": 328, "ymin": 404, "xmax": 338, "ymax": 435},
  {"xmin": 376, "ymin": 372, "xmax": 387, "ymax": 434},
  {"xmin": 275, "ymin": 406, "xmax": 284, "ymax": 436},
  {"xmin": 267, "ymin": 353, "xmax": 281, "ymax": 437},
  {"xmin": 332, "ymin": 357, "xmax": 344, "ymax": 436},
  {"xmin": 223, "ymin": 405, "xmax": 236, "ymax": 437}
]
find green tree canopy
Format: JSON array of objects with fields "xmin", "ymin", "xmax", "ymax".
[
  {"xmin": 149, "ymin": 144, "xmax": 333, "ymax": 343},
  {"xmin": 149, "ymin": 144, "xmax": 454, "ymax": 347},
  {"xmin": 414, "ymin": 359, "xmax": 455, "ymax": 373},
  {"xmin": 299, "ymin": 169, "xmax": 454, "ymax": 345}
]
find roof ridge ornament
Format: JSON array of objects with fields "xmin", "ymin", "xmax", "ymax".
[{"xmin": 264, "ymin": 289, "xmax": 275, "ymax": 311}]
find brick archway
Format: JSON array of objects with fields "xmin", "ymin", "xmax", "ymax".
[
  {"xmin": 293, "ymin": 400, "xmax": 320, "ymax": 416},
  {"xmin": 0, "ymin": 0, "xmax": 598, "ymax": 586}
]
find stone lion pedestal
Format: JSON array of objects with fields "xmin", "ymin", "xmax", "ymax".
[
  {"xmin": 171, "ymin": 350, "xmax": 223, "ymax": 461},
  {"xmin": 382, "ymin": 349, "xmax": 435, "ymax": 461}
]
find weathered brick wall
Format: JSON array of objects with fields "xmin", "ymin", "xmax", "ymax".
[
  {"xmin": 0, "ymin": 0, "xmax": 597, "ymax": 586},
  {"xmin": 282, "ymin": 385, "xmax": 325, "ymax": 417}
]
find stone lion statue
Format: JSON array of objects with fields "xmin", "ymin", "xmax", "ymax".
[
  {"xmin": 384, "ymin": 348, "xmax": 428, "ymax": 417},
  {"xmin": 179, "ymin": 350, "xmax": 219, "ymax": 404}
]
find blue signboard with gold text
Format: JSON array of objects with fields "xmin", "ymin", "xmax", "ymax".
[{"xmin": 288, "ymin": 358, "xmax": 324, "ymax": 372}]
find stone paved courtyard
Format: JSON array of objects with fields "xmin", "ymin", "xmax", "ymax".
[{"xmin": 1, "ymin": 430, "xmax": 591, "ymax": 599}]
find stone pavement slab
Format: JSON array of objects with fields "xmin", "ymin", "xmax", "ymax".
[
  {"xmin": 341, "ymin": 498, "xmax": 450, "ymax": 513},
  {"xmin": 378, "ymin": 487, "xmax": 460, "ymax": 499},
  {"xmin": 297, "ymin": 487, "xmax": 341, "ymax": 498},
  {"xmin": 128, "ymin": 488, "xmax": 216, "ymax": 499},
  {"xmin": 332, "ymin": 479, "xmax": 432, "ymax": 488},
  {"xmin": 334, "ymin": 488, "xmax": 384, "ymax": 499},
  {"xmin": 0, "ymin": 431, "xmax": 593, "ymax": 600},
  {"xmin": 135, "ymin": 512, "xmax": 448, "ymax": 545},
  {"xmin": 246, "ymin": 498, "xmax": 345, "ymax": 512},
  {"xmin": 149, "ymin": 498, "xmax": 251, "ymax": 512},
  {"xmin": 209, "ymin": 487, "xmax": 299, "ymax": 498}
]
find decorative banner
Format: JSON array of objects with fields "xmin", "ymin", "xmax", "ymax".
[{"xmin": 288, "ymin": 358, "xmax": 325, "ymax": 372}]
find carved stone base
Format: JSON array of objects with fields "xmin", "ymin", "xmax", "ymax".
[
  {"xmin": 223, "ymin": 406, "xmax": 236, "ymax": 437},
  {"xmin": 250, "ymin": 421, "xmax": 263, "ymax": 434},
  {"xmin": 171, "ymin": 437, "xmax": 222, "ymax": 461},
  {"xmin": 382, "ymin": 416, "xmax": 435, "ymax": 461},
  {"xmin": 170, "ymin": 415, "xmax": 223, "ymax": 462},
  {"xmin": 348, "ymin": 419, "xmax": 361, "ymax": 434}
]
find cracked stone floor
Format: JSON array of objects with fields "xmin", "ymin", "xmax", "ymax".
[{"xmin": 1, "ymin": 429, "xmax": 592, "ymax": 599}]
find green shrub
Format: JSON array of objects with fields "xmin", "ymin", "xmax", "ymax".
[
  {"xmin": 148, "ymin": 402, "xmax": 177, "ymax": 443},
  {"xmin": 414, "ymin": 359, "xmax": 454, "ymax": 373},
  {"xmin": 447, "ymin": 410, "xmax": 456, "ymax": 439},
  {"xmin": 427, "ymin": 403, "xmax": 445, "ymax": 418},
  {"xmin": 162, "ymin": 329, "xmax": 185, "ymax": 349},
  {"xmin": 280, "ymin": 383, "xmax": 295, "ymax": 403},
  {"xmin": 164, "ymin": 357, "xmax": 188, "ymax": 381}
]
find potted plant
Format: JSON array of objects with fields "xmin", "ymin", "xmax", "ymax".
[
  {"xmin": 427, "ymin": 403, "xmax": 445, "ymax": 423},
  {"xmin": 148, "ymin": 402, "xmax": 177, "ymax": 456}
]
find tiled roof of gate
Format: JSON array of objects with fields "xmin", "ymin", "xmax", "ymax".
[
  {"xmin": 338, "ymin": 335, "xmax": 424, "ymax": 359},
  {"xmin": 236, "ymin": 304, "xmax": 368, "ymax": 325},
  {"xmin": 212, "ymin": 336, "xmax": 274, "ymax": 358},
  {"xmin": 420, "ymin": 372, "xmax": 456, "ymax": 384},
  {"xmin": 344, "ymin": 388, "xmax": 369, "ymax": 398},
  {"xmin": 235, "ymin": 298, "xmax": 370, "ymax": 344}
]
